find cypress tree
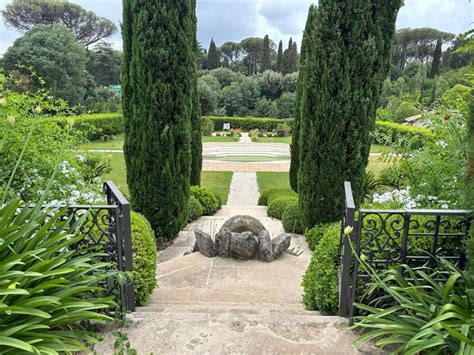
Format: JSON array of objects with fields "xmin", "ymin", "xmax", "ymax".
[
  {"xmin": 207, "ymin": 38, "xmax": 220, "ymax": 69},
  {"xmin": 276, "ymin": 40, "xmax": 283, "ymax": 72},
  {"xmin": 290, "ymin": 5, "xmax": 316, "ymax": 192},
  {"xmin": 261, "ymin": 34, "xmax": 271, "ymax": 72},
  {"xmin": 429, "ymin": 38, "xmax": 442, "ymax": 78},
  {"xmin": 122, "ymin": 0, "xmax": 194, "ymax": 242},
  {"xmin": 298, "ymin": 0, "xmax": 402, "ymax": 228},
  {"xmin": 290, "ymin": 42, "xmax": 298, "ymax": 72},
  {"xmin": 190, "ymin": 1, "xmax": 202, "ymax": 186},
  {"xmin": 282, "ymin": 37, "xmax": 293, "ymax": 74}
]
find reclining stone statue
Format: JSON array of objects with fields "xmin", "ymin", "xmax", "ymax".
[{"xmin": 194, "ymin": 215, "xmax": 291, "ymax": 262}]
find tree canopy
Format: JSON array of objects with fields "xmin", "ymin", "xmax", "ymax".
[
  {"xmin": 2, "ymin": 0, "xmax": 117, "ymax": 46},
  {"xmin": 2, "ymin": 24, "xmax": 88, "ymax": 104}
]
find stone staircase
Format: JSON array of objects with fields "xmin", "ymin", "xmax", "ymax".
[{"xmin": 96, "ymin": 252, "xmax": 373, "ymax": 354}]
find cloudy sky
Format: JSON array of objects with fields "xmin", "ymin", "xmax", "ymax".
[{"xmin": 0, "ymin": 0, "xmax": 472, "ymax": 55}]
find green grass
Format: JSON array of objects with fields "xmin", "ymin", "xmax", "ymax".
[
  {"xmin": 201, "ymin": 171, "xmax": 233, "ymax": 204},
  {"xmin": 202, "ymin": 135, "xmax": 239, "ymax": 142},
  {"xmin": 80, "ymin": 134, "xmax": 239, "ymax": 150},
  {"xmin": 256, "ymin": 157, "xmax": 392, "ymax": 192},
  {"xmin": 370, "ymin": 144, "xmax": 395, "ymax": 154},
  {"xmin": 256, "ymin": 172, "xmax": 291, "ymax": 191},
  {"xmin": 101, "ymin": 153, "xmax": 233, "ymax": 203},
  {"xmin": 252, "ymin": 136, "xmax": 292, "ymax": 144}
]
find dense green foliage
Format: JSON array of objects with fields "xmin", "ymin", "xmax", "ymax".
[
  {"xmin": 281, "ymin": 199, "xmax": 303, "ymax": 234},
  {"xmin": 302, "ymin": 223, "xmax": 340, "ymax": 313},
  {"xmin": 190, "ymin": 186, "xmax": 220, "ymax": 215},
  {"xmin": 208, "ymin": 116, "xmax": 291, "ymax": 131},
  {"xmin": 352, "ymin": 259, "xmax": 473, "ymax": 353},
  {"xmin": 87, "ymin": 42, "xmax": 121, "ymax": 86},
  {"xmin": 305, "ymin": 222, "xmax": 337, "ymax": 251},
  {"xmin": 122, "ymin": 0, "xmax": 195, "ymax": 242},
  {"xmin": 258, "ymin": 187, "xmax": 297, "ymax": 206},
  {"xmin": 290, "ymin": 5, "xmax": 315, "ymax": 192},
  {"xmin": 54, "ymin": 113, "xmax": 124, "ymax": 140},
  {"xmin": 187, "ymin": 195, "xmax": 204, "ymax": 222},
  {"xmin": 267, "ymin": 196, "xmax": 298, "ymax": 220},
  {"xmin": 1, "ymin": 0, "xmax": 116, "ymax": 46},
  {"xmin": 130, "ymin": 212, "xmax": 157, "ymax": 306},
  {"xmin": 297, "ymin": 0, "xmax": 402, "ymax": 228},
  {"xmin": 190, "ymin": 19, "xmax": 203, "ymax": 186},
  {"xmin": 0, "ymin": 199, "xmax": 115, "ymax": 353},
  {"xmin": 2, "ymin": 24, "xmax": 88, "ymax": 105},
  {"xmin": 207, "ymin": 39, "xmax": 220, "ymax": 70}
]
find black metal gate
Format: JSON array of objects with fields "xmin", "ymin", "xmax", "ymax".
[
  {"xmin": 338, "ymin": 182, "xmax": 472, "ymax": 321},
  {"xmin": 67, "ymin": 181, "xmax": 135, "ymax": 311}
]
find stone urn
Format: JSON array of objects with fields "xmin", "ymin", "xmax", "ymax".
[{"xmin": 194, "ymin": 215, "xmax": 291, "ymax": 262}]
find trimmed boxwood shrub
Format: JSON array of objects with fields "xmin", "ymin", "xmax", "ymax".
[
  {"xmin": 258, "ymin": 187, "xmax": 297, "ymax": 206},
  {"xmin": 190, "ymin": 186, "xmax": 220, "ymax": 215},
  {"xmin": 302, "ymin": 223, "xmax": 340, "ymax": 314},
  {"xmin": 268, "ymin": 196, "xmax": 298, "ymax": 219},
  {"xmin": 282, "ymin": 199, "xmax": 303, "ymax": 234},
  {"xmin": 187, "ymin": 195, "xmax": 203, "ymax": 222},
  {"xmin": 305, "ymin": 223, "xmax": 339, "ymax": 251},
  {"xmin": 131, "ymin": 212, "xmax": 157, "ymax": 306}
]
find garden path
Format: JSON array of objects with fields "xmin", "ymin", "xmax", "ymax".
[{"xmin": 96, "ymin": 172, "xmax": 371, "ymax": 354}]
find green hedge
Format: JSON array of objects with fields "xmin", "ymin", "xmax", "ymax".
[
  {"xmin": 302, "ymin": 223, "xmax": 340, "ymax": 314},
  {"xmin": 281, "ymin": 199, "xmax": 303, "ymax": 234},
  {"xmin": 190, "ymin": 186, "xmax": 220, "ymax": 215},
  {"xmin": 258, "ymin": 187, "xmax": 297, "ymax": 206},
  {"xmin": 53, "ymin": 113, "xmax": 124, "ymax": 140},
  {"xmin": 268, "ymin": 196, "xmax": 298, "ymax": 219},
  {"xmin": 305, "ymin": 223, "xmax": 338, "ymax": 251},
  {"xmin": 187, "ymin": 196, "xmax": 203, "ymax": 222},
  {"xmin": 131, "ymin": 212, "xmax": 158, "ymax": 306},
  {"xmin": 206, "ymin": 116, "xmax": 293, "ymax": 131},
  {"xmin": 373, "ymin": 120, "xmax": 433, "ymax": 147}
]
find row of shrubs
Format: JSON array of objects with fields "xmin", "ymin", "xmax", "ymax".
[
  {"xmin": 258, "ymin": 187, "xmax": 303, "ymax": 234},
  {"xmin": 49, "ymin": 113, "xmax": 432, "ymax": 147},
  {"xmin": 187, "ymin": 185, "xmax": 222, "ymax": 223}
]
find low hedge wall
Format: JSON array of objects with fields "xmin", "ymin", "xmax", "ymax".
[
  {"xmin": 373, "ymin": 120, "xmax": 433, "ymax": 147},
  {"xmin": 206, "ymin": 116, "xmax": 292, "ymax": 131},
  {"xmin": 44, "ymin": 113, "xmax": 433, "ymax": 147}
]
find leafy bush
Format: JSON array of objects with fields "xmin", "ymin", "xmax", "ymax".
[
  {"xmin": 0, "ymin": 199, "xmax": 115, "ymax": 353},
  {"xmin": 302, "ymin": 223, "xmax": 340, "ymax": 313},
  {"xmin": 131, "ymin": 212, "xmax": 157, "ymax": 306},
  {"xmin": 268, "ymin": 196, "xmax": 298, "ymax": 219},
  {"xmin": 363, "ymin": 170, "xmax": 382, "ymax": 200},
  {"xmin": 352, "ymin": 258, "xmax": 473, "ymax": 354},
  {"xmin": 187, "ymin": 195, "xmax": 203, "ymax": 222},
  {"xmin": 190, "ymin": 186, "xmax": 220, "ymax": 215},
  {"xmin": 258, "ymin": 187, "xmax": 297, "ymax": 206},
  {"xmin": 282, "ymin": 199, "xmax": 303, "ymax": 234},
  {"xmin": 305, "ymin": 223, "xmax": 338, "ymax": 251},
  {"xmin": 201, "ymin": 116, "xmax": 214, "ymax": 136},
  {"xmin": 54, "ymin": 113, "xmax": 124, "ymax": 140},
  {"xmin": 373, "ymin": 120, "xmax": 432, "ymax": 147}
]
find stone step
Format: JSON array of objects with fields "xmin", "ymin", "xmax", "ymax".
[{"xmin": 136, "ymin": 301, "xmax": 315, "ymax": 317}]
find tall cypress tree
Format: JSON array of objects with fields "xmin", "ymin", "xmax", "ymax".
[
  {"xmin": 298, "ymin": 0, "xmax": 402, "ymax": 228},
  {"xmin": 429, "ymin": 38, "xmax": 442, "ymax": 78},
  {"xmin": 122, "ymin": 0, "xmax": 194, "ymax": 242},
  {"xmin": 282, "ymin": 37, "xmax": 293, "ymax": 74},
  {"xmin": 190, "ymin": 0, "xmax": 202, "ymax": 186},
  {"xmin": 276, "ymin": 40, "xmax": 283, "ymax": 72},
  {"xmin": 290, "ymin": 42, "xmax": 298, "ymax": 72},
  {"xmin": 290, "ymin": 5, "xmax": 316, "ymax": 192},
  {"xmin": 261, "ymin": 34, "xmax": 271, "ymax": 72},
  {"xmin": 207, "ymin": 38, "xmax": 220, "ymax": 69}
]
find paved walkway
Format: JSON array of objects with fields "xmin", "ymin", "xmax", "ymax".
[{"xmin": 96, "ymin": 170, "xmax": 370, "ymax": 354}]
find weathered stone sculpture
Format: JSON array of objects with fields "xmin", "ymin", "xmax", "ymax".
[{"xmin": 194, "ymin": 215, "xmax": 291, "ymax": 262}]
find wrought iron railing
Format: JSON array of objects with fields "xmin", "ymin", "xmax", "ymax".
[
  {"xmin": 67, "ymin": 181, "xmax": 135, "ymax": 311},
  {"xmin": 338, "ymin": 182, "xmax": 472, "ymax": 322}
]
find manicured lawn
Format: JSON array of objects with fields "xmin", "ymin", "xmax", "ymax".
[
  {"xmin": 252, "ymin": 136, "xmax": 292, "ymax": 144},
  {"xmin": 256, "ymin": 172, "xmax": 291, "ymax": 191},
  {"xmin": 202, "ymin": 135, "xmax": 239, "ymax": 143},
  {"xmin": 204, "ymin": 156, "xmax": 290, "ymax": 162},
  {"xmin": 370, "ymin": 144, "xmax": 395, "ymax": 154},
  {"xmin": 81, "ymin": 134, "xmax": 239, "ymax": 150},
  {"xmin": 101, "ymin": 153, "xmax": 233, "ymax": 203},
  {"xmin": 201, "ymin": 171, "xmax": 233, "ymax": 204},
  {"xmin": 256, "ymin": 157, "xmax": 392, "ymax": 192}
]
